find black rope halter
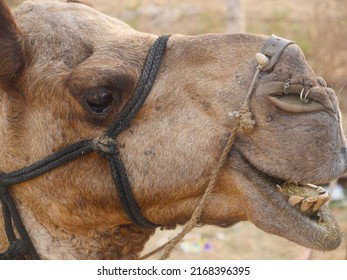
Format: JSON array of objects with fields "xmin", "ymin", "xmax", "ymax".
[{"xmin": 0, "ymin": 34, "xmax": 171, "ymax": 260}]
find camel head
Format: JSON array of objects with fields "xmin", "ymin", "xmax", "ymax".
[{"xmin": 0, "ymin": 0, "xmax": 345, "ymax": 259}]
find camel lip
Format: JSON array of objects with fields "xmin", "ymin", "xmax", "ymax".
[{"xmin": 235, "ymin": 155, "xmax": 342, "ymax": 251}]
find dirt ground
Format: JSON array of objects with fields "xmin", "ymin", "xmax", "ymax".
[{"xmin": 8, "ymin": 0, "xmax": 347, "ymax": 260}]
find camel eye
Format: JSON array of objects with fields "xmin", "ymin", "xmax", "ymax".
[{"xmin": 84, "ymin": 88, "xmax": 114, "ymax": 114}]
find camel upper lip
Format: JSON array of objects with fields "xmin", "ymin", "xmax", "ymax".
[{"xmin": 234, "ymin": 152, "xmax": 342, "ymax": 251}]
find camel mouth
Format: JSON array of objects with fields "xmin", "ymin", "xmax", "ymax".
[
  {"xmin": 271, "ymin": 180, "xmax": 336, "ymax": 229},
  {"xmin": 254, "ymin": 172, "xmax": 342, "ymax": 250},
  {"xmin": 275, "ymin": 182, "xmax": 330, "ymax": 218},
  {"xmin": 235, "ymin": 154, "xmax": 342, "ymax": 251}
]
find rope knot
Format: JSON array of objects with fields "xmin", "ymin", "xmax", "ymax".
[
  {"xmin": 92, "ymin": 136, "xmax": 117, "ymax": 156},
  {"xmin": 228, "ymin": 105, "xmax": 256, "ymax": 135},
  {"xmin": 238, "ymin": 104, "xmax": 256, "ymax": 134}
]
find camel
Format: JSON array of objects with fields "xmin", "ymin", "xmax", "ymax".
[{"xmin": 0, "ymin": 0, "xmax": 346, "ymax": 259}]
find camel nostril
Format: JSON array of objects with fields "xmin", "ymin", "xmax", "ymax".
[{"xmin": 316, "ymin": 76, "xmax": 327, "ymax": 87}]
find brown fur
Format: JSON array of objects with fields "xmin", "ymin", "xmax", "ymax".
[
  {"xmin": 0, "ymin": 0, "xmax": 23, "ymax": 84},
  {"xmin": 0, "ymin": 0, "xmax": 346, "ymax": 259}
]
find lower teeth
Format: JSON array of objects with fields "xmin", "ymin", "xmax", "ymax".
[{"xmin": 277, "ymin": 182, "xmax": 330, "ymax": 216}]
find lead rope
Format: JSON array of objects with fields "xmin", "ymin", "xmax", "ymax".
[{"xmin": 140, "ymin": 53, "xmax": 269, "ymax": 260}]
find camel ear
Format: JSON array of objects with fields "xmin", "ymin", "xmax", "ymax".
[{"xmin": 0, "ymin": 0, "xmax": 23, "ymax": 86}]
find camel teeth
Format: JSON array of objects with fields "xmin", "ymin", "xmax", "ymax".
[
  {"xmin": 282, "ymin": 183, "xmax": 329, "ymax": 214},
  {"xmin": 312, "ymin": 192, "xmax": 330, "ymax": 212},
  {"xmin": 320, "ymin": 191, "xmax": 329, "ymax": 202},
  {"xmin": 317, "ymin": 187, "xmax": 327, "ymax": 195},
  {"xmin": 300, "ymin": 202, "xmax": 311, "ymax": 212},
  {"xmin": 306, "ymin": 183, "xmax": 319, "ymax": 189},
  {"xmin": 306, "ymin": 184, "xmax": 327, "ymax": 196},
  {"xmin": 301, "ymin": 197, "xmax": 317, "ymax": 212},
  {"xmin": 288, "ymin": 195, "xmax": 304, "ymax": 206},
  {"xmin": 305, "ymin": 197, "xmax": 318, "ymax": 203}
]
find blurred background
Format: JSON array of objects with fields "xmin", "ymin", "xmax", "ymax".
[{"xmin": 7, "ymin": 0, "xmax": 347, "ymax": 259}]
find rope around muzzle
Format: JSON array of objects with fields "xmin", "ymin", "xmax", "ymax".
[{"xmin": 140, "ymin": 53, "xmax": 269, "ymax": 260}]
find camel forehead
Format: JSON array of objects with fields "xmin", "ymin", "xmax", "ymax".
[
  {"xmin": 13, "ymin": 0, "xmax": 139, "ymax": 70},
  {"xmin": 14, "ymin": 0, "xmax": 134, "ymax": 45}
]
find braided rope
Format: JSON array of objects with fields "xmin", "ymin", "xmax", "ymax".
[
  {"xmin": 1, "ymin": 140, "xmax": 93, "ymax": 186},
  {"xmin": 107, "ymin": 35, "xmax": 171, "ymax": 138},
  {"xmin": 0, "ymin": 35, "xmax": 170, "ymax": 259},
  {"xmin": 101, "ymin": 35, "xmax": 171, "ymax": 227},
  {"xmin": 0, "ymin": 192, "xmax": 39, "ymax": 260}
]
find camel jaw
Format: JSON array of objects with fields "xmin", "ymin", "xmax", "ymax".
[{"xmin": 233, "ymin": 156, "xmax": 342, "ymax": 251}]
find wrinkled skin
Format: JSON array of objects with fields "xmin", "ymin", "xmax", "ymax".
[{"xmin": 0, "ymin": 0, "xmax": 346, "ymax": 259}]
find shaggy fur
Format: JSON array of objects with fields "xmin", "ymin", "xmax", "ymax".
[{"xmin": 0, "ymin": 0, "xmax": 346, "ymax": 259}]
